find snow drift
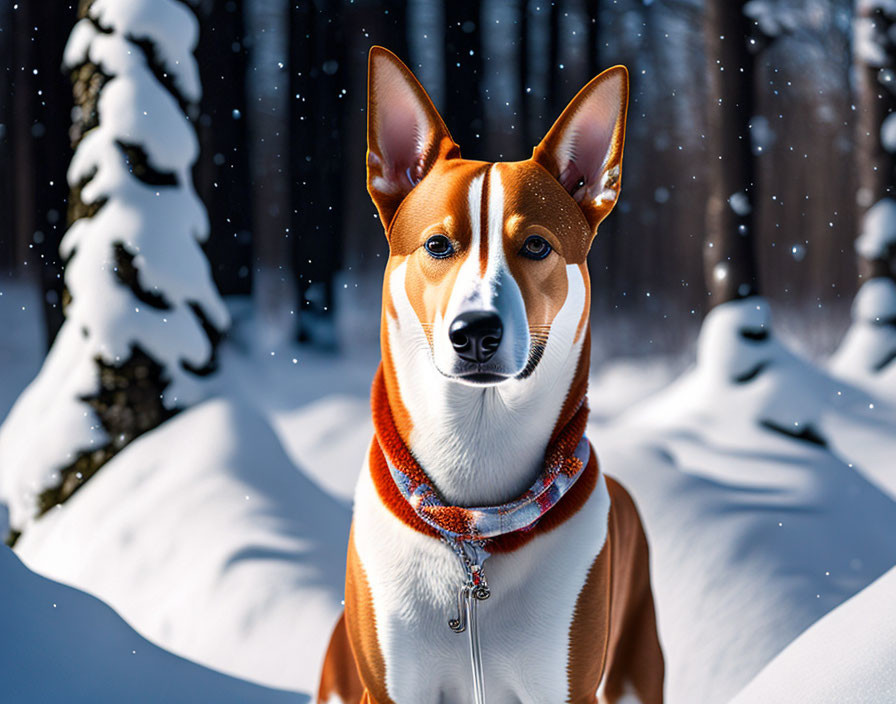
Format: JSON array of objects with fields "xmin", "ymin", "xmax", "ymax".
[
  {"xmin": 830, "ymin": 277, "xmax": 896, "ymax": 403},
  {"xmin": 593, "ymin": 297, "xmax": 896, "ymax": 703},
  {"xmin": 16, "ymin": 395, "xmax": 350, "ymax": 694},
  {"xmin": 0, "ymin": 545, "xmax": 299, "ymax": 703},
  {"xmin": 731, "ymin": 564, "xmax": 896, "ymax": 704}
]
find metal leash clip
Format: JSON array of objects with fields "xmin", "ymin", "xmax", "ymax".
[
  {"xmin": 448, "ymin": 563, "xmax": 490, "ymax": 633},
  {"xmin": 443, "ymin": 537, "xmax": 490, "ymax": 633},
  {"xmin": 442, "ymin": 537, "xmax": 490, "ymax": 704}
]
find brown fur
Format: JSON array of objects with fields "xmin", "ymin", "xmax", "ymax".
[{"xmin": 567, "ymin": 477, "xmax": 665, "ymax": 703}]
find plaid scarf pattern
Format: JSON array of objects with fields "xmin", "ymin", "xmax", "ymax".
[{"xmin": 371, "ymin": 366, "xmax": 591, "ymax": 543}]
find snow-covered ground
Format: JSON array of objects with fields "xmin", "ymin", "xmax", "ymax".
[
  {"xmin": 1, "ymin": 545, "xmax": 300, "ymax": 703},
  {"xmin": 3, "ymin": 285, "xmax": 896, "ymax": 702},
  {"xmin": 15, "ymin": 395, "xmax": 351, "ymax": 694},
  {"xmin": 593, "ymin": 298, "xmax": 896, "ymax": 702},
  {"xmin": 731, "ymin": 563, "xmax": 896, "ymax": 704}
]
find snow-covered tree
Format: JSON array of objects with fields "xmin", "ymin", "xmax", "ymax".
[
  {"xmin": 0, "ymin": 0, "xmax": 229, "ymax": 539},
  {"xmin": 830, "ymin": 0, "xmax": 896, "ymax": 394}
]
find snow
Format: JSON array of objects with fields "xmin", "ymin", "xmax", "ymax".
[
  {"xmin": 592, "ymin": 297, "xmax": 896, "ymax": 702},
  {"xmin": 623, "ymin": 297, "xmax": 896, "ymax": 501},
  {"xmin": 215, "ymin": 335, "xmax": 378, "ymax": 504},
  {"xmin": 263, "ymin": 394, "xmax": 372, "ymax": 502},
  {"xmin": 749, "ymin": 114, "xmax": 776, "ymax": 155},
  {"xmin": 882, "ymin": 112, "xmax": 896, "ymax": 152},
  {"xmin": 854, "ymin": 17, "xmax": 888, "ymax": 67},
  {"xmin": 587, "ymin": 357, "xmax": 678, "ymax": 423},
  {"xmin": 1, "ymin": 545, "xmax": 300, "ymax": 703},
  {"xmin": 728, "ymin": 190, "xmax": 752, "ymax": 216},
  {"xmin": 0, "ymin": 323, "xmax": 108, "ymax": 529},
  {"xmin": 0, "ymin": 2, "xmax": 228, "ymax": 530},
  {"xmin": 16, "ymin": 394, "xmax": 350, "ymax": 694},
  {"xmin": 6, "ymin": 290, "xmax": 896, "ymax": 702},
  {"xmin": 69, "ymin": 67, "xmax": 199, "ymax": 176},
  {"xmin": 744, "ymin": 1, "xmax": 800, "ymax": 38},
  {"xmin": 731, "ymin": 565, "xmax": 896, "ymax": 704},
  {"xmin": 855, "ymin": 198, "xmax": 896, "ymax": 261},
  {"xmin": 854, "ymin": 1, "xmax": 896, "ymax": 68},
  {"xmin": 88, "ymin": 0, "xmax": 202, "ymax": 103},
  {"xmin": 830, "ymin": 278, "xmax": 896, "ymax": 401}
]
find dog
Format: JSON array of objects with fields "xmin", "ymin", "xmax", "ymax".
[{"xmin": 317, "ymin": 47, "xmax": 664, "ymax": 704}]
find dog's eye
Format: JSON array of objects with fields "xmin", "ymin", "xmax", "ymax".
[
  {"xmin": 520, "ymin": 235, "xmax": 552, "ymax": 260},
  {"xmin": 424, "ymin": 234, "xmax": 454, "ymax": 258}
]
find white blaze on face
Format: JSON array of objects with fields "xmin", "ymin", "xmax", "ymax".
[
  {"xmin": 385, "ymin": 184, "xmax": 591, "ymax": 505},
  {"xmin": 432, "ymin": 166, "xmax": 530, "ymax": 378}
]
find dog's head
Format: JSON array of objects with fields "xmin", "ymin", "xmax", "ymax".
[{"xmin": 369, "ymin": 47, "xmax": 627, "ymax": 387}]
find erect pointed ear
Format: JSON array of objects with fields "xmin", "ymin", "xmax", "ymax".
[
  {"xmin": 533, "ymin": 65, "xmax": 629, "ymax": 238},
  {"xmin": 367, "ymin": 46, "xmax": 459, "ymax": 232}
]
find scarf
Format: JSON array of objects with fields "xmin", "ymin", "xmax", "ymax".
[{"xmin": 369, "ymin": 366, "xmax": 593, "ymax": 548}]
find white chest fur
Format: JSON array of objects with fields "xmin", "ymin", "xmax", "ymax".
[{"xmin": 352, "ymin": 457, "xmax": 611, "ymax": 704}]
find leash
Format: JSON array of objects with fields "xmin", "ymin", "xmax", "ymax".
[{"xmin": 442, "ymin": 537, "xmax": 490, "ymax": 704}]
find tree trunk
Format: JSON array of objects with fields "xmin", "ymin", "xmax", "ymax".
[
  {"xmin": 289, "ymin": 0, "xmax": 345, "ymax": 346},
  {"xmin": 381, "ymin": 0, "xmax": 409, "ymax": 65},
  {"xmin": 547, "ymin": 0, "xmax": 561, "ymax": 119},
  {"xmin": 482, "ymin": 0, "xmax": 524, "ymax": 161},
  {"xmin": 245, "ymin": 0, "xmax": 296, "ymax": 347},
  {"xmin": 854, "ymin": 1, "xmax": 896, "ymax": 282},
  {"xmin": 4, "ymin": 2, "xmax": 78, "ymax": 344},
  {"xmin": 444, "ymin": 1, "xmax": 484, "ymax": 152},
  {"xmin": 703, "ymin": 0, "xmax": 760, "ymax": 307},
  {"xmin": 0, "ymin": 1, "xmax": 15, "ymax": 274},
  {"xmin": 193, "ymin": 0, "xmax": 253, "ymax": 296},
  {"xmin": 26, "ymin": 2, "xmax": 77, "ymax": 347},
  {"xmin": 517, "ymin": 0, "xmax": 532, "ymax": 151},
  {"xmin": 10, "ymin": 1, "xmax": 36, "ymax": 280},
  {"xmin": 587, "ymin": 0, "xmax": 600, "ymax": 81},
  {"xmin": 29, "ymin": 0, "xmax": 226, "ymax": 520}
]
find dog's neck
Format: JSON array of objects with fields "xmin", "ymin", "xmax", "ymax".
[{"xmin": 380, "ymin": 264, "xmax": 591, "ymax": 507}]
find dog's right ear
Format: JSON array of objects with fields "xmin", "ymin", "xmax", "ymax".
[{"xmin": 367, "ymin": 47, "xmax": 459, "ymax": 233}]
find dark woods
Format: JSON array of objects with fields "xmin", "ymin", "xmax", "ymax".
[{"xmin": 0, "ymin": 0, "xmax": 863, "ymax": 358}]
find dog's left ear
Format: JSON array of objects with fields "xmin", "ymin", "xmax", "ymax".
[{"xmin": 533, "ymin": 66, "xmax": 629, "ymax": 238}]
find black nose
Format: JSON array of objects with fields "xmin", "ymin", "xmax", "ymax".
[{"xmin": 449, "ymin": 311, "xmax": 503, "ymax": 363}]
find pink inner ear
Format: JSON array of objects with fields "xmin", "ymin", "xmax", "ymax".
[
  {"xmin": 380, "ymin": 108, "xmax": 426, "ymax": 188},
  {"xmin": 555, "ymin": 80, "xmax": 622, "ymax": 201},
  {"xmin": 373, "ymin": 61, "xmax": 432, "ymax": 192}
]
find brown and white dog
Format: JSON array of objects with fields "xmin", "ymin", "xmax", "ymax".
[{"xmin": 317, "ymin": 48, "xmax": 664, "ymax": 704}]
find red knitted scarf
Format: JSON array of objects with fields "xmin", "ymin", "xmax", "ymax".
[{"xmin": 368, "ymin": 366, "xmax": 598, "ymax": 554}]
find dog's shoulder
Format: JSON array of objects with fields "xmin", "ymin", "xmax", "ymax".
[{"xmin": 604, "ymin": 475, "xmax": 647, "ymax": 540}]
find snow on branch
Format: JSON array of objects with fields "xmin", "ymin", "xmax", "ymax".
[
  {"xmin": 79, "ymin": 0, "xmax": 202, "ymax": 103},
  {"xmin": 61, "ymin": 6, "xmax": 228, "ymax": 402}
]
